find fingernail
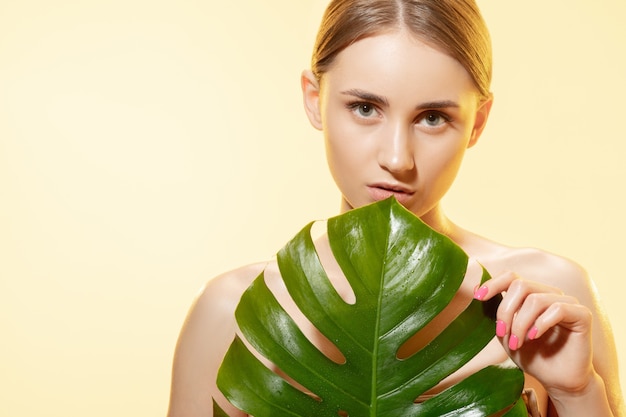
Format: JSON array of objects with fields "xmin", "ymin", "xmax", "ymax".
[
  {"xmin": 527, "ymin": 326, "xmax": 538, "ymax": 340},
  {"xmin": 474, "ymin": 285, "xmax": 488, "ymax": 300},
  {"xmin": 496, "ymin": 320, "xmax": 507, "ymax": 338},
  {"xmin": 508, "ymin": 334, "xmax": 519, "ymax": 351}
]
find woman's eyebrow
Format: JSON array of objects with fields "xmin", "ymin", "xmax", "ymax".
[
  {"xmin": 340, "ymin": 89, "xmax": 460, "ymax": 111},
  {"xmin": 340, "ymin": 89, "xmax": 389, "ymax": 107},
  {"xmin": 416, "ymin": 100, "xmax": 460, "ymax": 110}
]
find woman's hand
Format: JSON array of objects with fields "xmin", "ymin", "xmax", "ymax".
[{"xmin": 473, "ymin": 271, "xmax": 596, "ymax": 395}]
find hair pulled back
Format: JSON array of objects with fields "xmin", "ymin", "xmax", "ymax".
[{"xmin": 311, "ymin": 0, "xmax": 492, "ymax": 100}]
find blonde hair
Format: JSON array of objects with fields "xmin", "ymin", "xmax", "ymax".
[{"xmin": 311, "ymin": 0, "xmax": 493, "ymax": 100}]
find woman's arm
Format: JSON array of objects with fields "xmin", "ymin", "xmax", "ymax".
[
  {"xmin": 474, "ymin": 253, "xmax": 625, "ymax": 417},
  {"xmin": 167, "ymin": 265, "xmax": 264, "ymax": 417},
  {"xmin": 548, "ymin": 372, "xmax": 613, "ymax": 416}
]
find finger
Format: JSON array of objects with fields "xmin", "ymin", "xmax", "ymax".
[
  {"xmin": 473, "ymin": 271, "xmax": 519, "ymax": 301},
  {"xmin": 491, "ymin": 277, "xmax": 565, "ymax": 350},
  {"xmin": 473, "ymin": 270, "xmax": 562, "ymax": 301},
  {"xmin": 531, "ymin": 301, "xmax": 592, "ymax": 340},
  {"xmin": 507, "ymin": 293, "xmax": 579, "ymax": 350},
  {"xmin": 496, "ymin": 277, "xmax": 562, "ymax": 318}
]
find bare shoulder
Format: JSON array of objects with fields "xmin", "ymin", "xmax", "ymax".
[
  {"xmin": 472, "ymin": 238, "xmax": 625, "ymax": 415},
  {"xmin": 472, "ymin": 237, "xmax": 593, "ymax": 300},
  {"xmin": 168, "ymin": 261, "xmax": 274, "ymax": 417},
  {"xmin": 197, "ymin": 262, "xmax": 269, "ymax": 309},
  {"xmin": 501, "ymin": 246, "xmax": 588, "ymax": 286},
  {"xmin": 179, "ymin": 262, "xmax": 270, "ymax": 337}
]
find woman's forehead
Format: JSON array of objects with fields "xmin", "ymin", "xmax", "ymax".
[{"xmin": 322, "ymin": 31, "xmax": 478, "ymax": 104}]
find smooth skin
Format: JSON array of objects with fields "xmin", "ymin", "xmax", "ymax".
[{"xmin": 167, "ymin": 30, "xmax": 625, "ymax": 417}]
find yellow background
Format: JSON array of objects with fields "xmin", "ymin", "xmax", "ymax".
[{"xmin": 1, "ymin": 1, "xmax": 624, "ymax": 415}]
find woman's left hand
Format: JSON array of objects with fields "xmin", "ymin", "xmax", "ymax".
[{"xmin": 474, "ymin": 271, "xmax": 596, "ymax": 395}]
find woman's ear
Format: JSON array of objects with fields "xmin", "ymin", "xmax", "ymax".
[
  {"xmin": 468, "ymin": 94, "xmax": 493, "ymax": 148},
  {"xmin": 301, "ymin": 70, "xmax": 323, "ymax": 131}
]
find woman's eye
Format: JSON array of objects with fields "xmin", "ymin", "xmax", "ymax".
[
  {"xmin": 349, "ymin": 102, "xmax": 379, "ymax": 118},
  {"xmin": 418, "ymin": 111, "xmax": 449, "ymax": 127}
]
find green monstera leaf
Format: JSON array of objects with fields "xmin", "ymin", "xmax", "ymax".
[{"xmin": 216, "ymin": 198, "xmax": 526, "ymax": 416}]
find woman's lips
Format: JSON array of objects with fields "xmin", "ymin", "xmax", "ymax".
[{"xmin": 367, "ymin": 184, "xmax": 414, "ymax": 205}]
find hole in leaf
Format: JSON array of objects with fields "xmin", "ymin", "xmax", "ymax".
[
  {"xmin": 263, "ymin": 257, "xmax": 347, "ymax": 365},
  {"xmin": 311, "ymin": 220, "xmax": 356, "ymax": 305},
  {"xmin": 396, "ymin": 258, "xmax": 484, "ymax": 359}
]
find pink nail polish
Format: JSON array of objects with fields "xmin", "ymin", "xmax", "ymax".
[
  {"xmin": 474, "ymin": 285, "xmax": 488, "ymax": 300},
  {"xmin": 508, "ymin": 334, "xmax": 519, "ymax": 351},
  {"xmin": 527, "ymin": 326, "xmax": 538, "ymax": 340},
  {"xmin": 496, "ymin": 320, "xmax": 506, "ymax": 338}
]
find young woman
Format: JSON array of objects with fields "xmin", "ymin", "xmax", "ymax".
[{"xmin": 167, "ymin": 1, "xmax": 625, "ymax": 416}]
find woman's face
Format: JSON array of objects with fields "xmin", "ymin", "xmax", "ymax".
[{"xmin": 303, "ymin": 30, "xmax": 492, "ymax": 224}]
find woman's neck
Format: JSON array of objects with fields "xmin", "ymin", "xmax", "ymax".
[{"xmin": 419, "ymin": 204, "xmax": 455, "ymax": 237}]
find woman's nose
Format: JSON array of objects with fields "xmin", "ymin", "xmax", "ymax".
[{"xmin": 377, "ymin": 123, "xmax": 415, "ymax": 173}]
